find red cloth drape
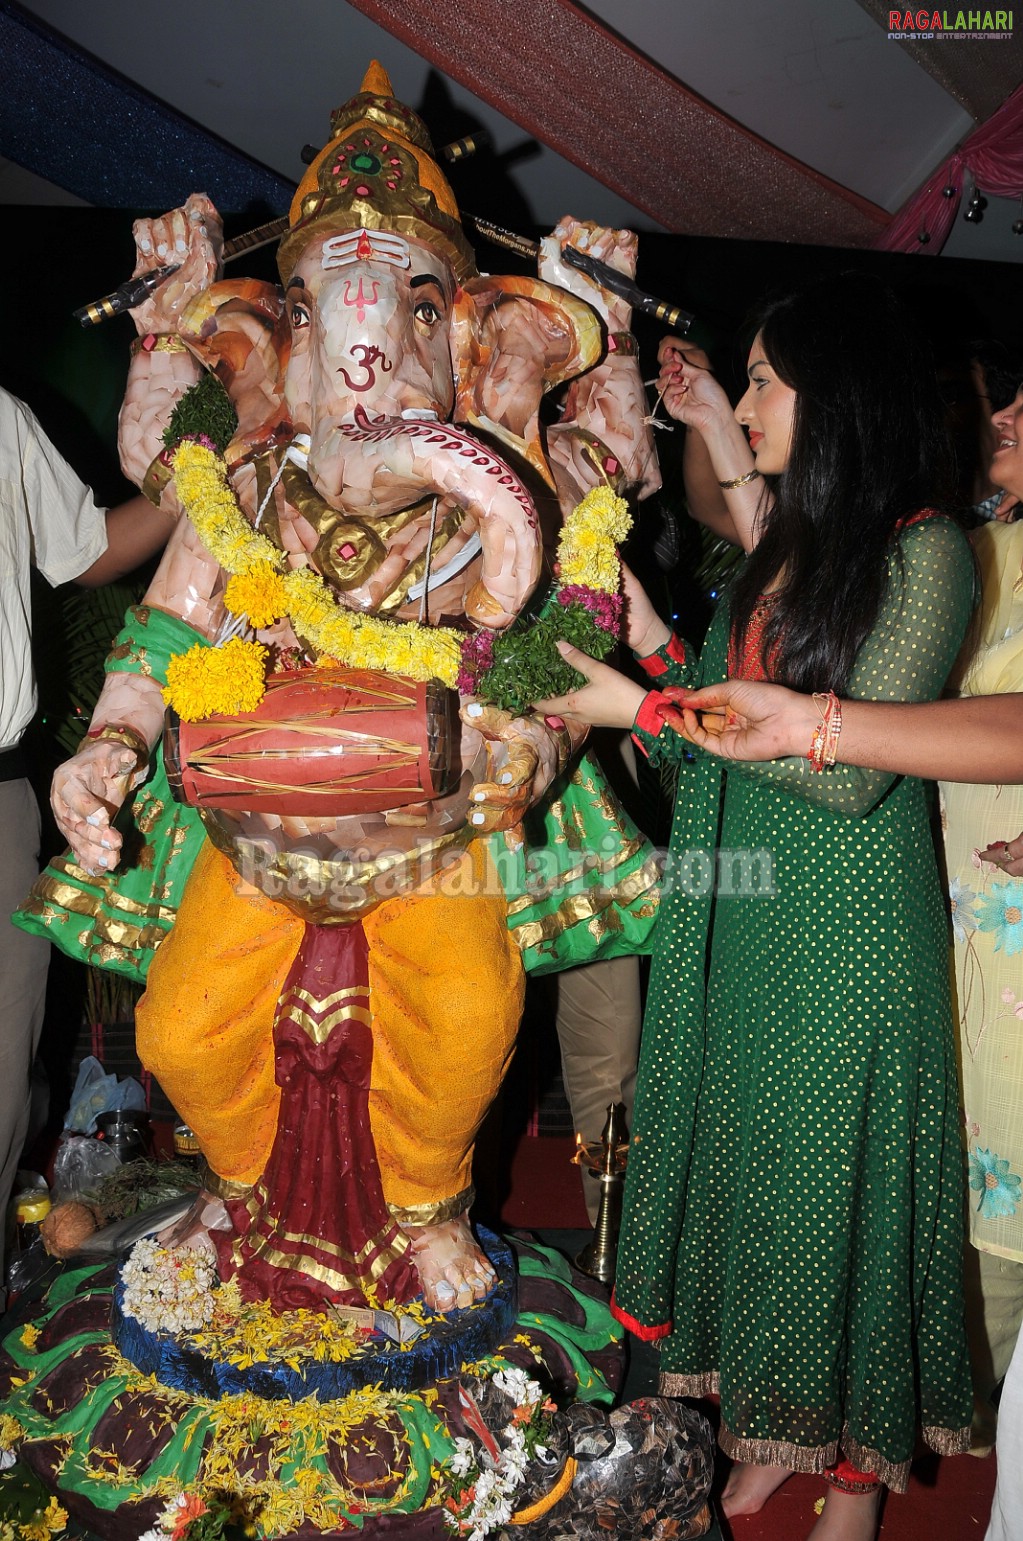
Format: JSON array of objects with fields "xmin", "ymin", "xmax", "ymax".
[
  {"xmin": 876, "ymin": 83, "xmax": 1023, "ymax": 254},
  {"xmin": 216, "ymin": 920, "xmax": 419, "ymax": 1311}
]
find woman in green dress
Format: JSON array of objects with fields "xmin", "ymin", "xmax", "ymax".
[{"xmin": 537, "ymin": 276, "xmax": 975, "ymax": 1540}]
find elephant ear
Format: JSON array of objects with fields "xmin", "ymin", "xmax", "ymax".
[
  {"xmin": 450, "ymin": 275, "xmax": 602, "ymax": 482},
  {"xmin": 178, "ymin": 278, "xmax": 291, "ymax": 451}
]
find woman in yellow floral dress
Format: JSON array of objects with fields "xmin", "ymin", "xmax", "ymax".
[{"xmin": 942, "ymin": 386, "xmax": 1023, "ymax": 1450}]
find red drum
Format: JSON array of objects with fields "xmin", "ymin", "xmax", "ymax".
[{"xmin": 165, "ymin": 667, "xmax": 461, "ymax": 815}]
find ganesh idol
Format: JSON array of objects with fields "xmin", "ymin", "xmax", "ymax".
[{"xmin": 33, "ymin": 64, "xmax": 661, "ymax": 1316}]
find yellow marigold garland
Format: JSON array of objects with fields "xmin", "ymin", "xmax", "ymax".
[
  {"xmin": 164, "ymin": 439, "xmax": 629, "ymax": 722},
  {"xmin": 166, "ymin": 439, "xmax": 463, "ymax": 719},
  {"xmin": 163, "ymin": 638, "xmax": 268, "ymax": 721},
  {"xmin": 557, "ymin": 484, "xmax": 631, "ymax": 591}
]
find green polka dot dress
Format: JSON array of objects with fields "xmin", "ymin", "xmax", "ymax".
[{"xmin": 616, "ymin": 517, "xmax": 974, "ymax": 1490}]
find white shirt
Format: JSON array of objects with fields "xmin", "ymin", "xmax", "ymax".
[{"xmin": 0, "ymin": 388, "xmax": 108, "ymax": 749}]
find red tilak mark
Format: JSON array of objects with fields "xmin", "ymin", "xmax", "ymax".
[{"xmin": 341, "ymin": 277, "xmax": 380, "ymax": 325}]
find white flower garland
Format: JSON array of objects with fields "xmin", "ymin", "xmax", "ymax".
[
  {"xmin": 121, "ymin": 1239, "xmax": 217, "ymax": 1335},
  {"xmin": 444, "ymin": 1369, "xmax": 551, "ymax": 1539}
]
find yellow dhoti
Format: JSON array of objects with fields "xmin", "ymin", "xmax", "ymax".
[{"xmin": 135, "ymin": 840, "xmax": 523, "ymax": 1216}]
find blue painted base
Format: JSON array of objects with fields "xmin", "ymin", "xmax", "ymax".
[{"xmin": 110, "ymin": 1226, "xmax": 518, "ymax": 1400}]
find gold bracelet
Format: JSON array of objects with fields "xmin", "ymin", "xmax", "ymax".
[
  {"xmin": 129, "ymin": 333, "xmax": 190, "ymax": 359},
  {"xmin": 84, "ymin": 723, "xmax": 150, "ymax": 762},
  {"xmin": 607, "ymin": 331, "xmax": 638, "ymax": 357},
  {"xmin": 717, "ymin": 468, "xmax": 762, "ymax": 490}
]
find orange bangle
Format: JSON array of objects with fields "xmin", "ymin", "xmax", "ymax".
[{"xmin": 806, "ymin": 691, "xmax": 842, "ymax": 771}]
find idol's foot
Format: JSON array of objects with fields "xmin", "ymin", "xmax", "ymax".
[
  {"xmin": 720, "ymin": 1461, "xmax": 791, "ymax": 1517},
  {"xmin": 807, "ymin": 1484, "xmax": 881, "ymax": 1540},
  {"xmin": 402, "ymin": 1214, "xmax": 496, "ymax": 1313},
  {"xmin": 156, "ymin": 1189, "xmax": 232, "ymax": 1255}
]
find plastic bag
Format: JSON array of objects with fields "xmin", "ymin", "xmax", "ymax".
[
  {"xmin": 51, "ymin": 1132, "xmax": 122, "ymax": 1202},
  {"xmin": 63, "ymin": 1055, "xmax": 146, "ymax": 1136},
  {"xmin": 6, "ymin": 1235, "xmax": 55, "ymax": 1298}
]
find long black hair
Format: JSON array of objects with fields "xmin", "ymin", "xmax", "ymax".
[{"xmin": 730, "ymin": 274, "xmax": 954, "ymax": 694}]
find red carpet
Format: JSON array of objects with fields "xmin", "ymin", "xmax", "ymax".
[
  {"xmin": 715, "ymin": 1457, "xmax": 996, "ymax": 1540},
  {"xmin": 494, "ymin": 1132, "xmax": 590, "ymax": 1228}
]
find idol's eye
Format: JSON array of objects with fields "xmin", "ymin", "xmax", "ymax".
[
  {"xmin": 414, "ymin": 300, "xmax": 442, "ymax": 327},
  {"xmin": 290, "ymin": 303, "xmax": 310, "ymax": 330}
]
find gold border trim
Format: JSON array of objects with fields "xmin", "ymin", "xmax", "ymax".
[
  {"xmin": 386, "ymin": 1185, "xmax": 475, "ymax": 1226},
  {"xmin": 509, "ymin": 856, "xmax": 661, "ymax": 951},
  {"xmin": 200, "ymin": 1165, "xmax": 254, "ymax": 1202},
  {"xmin": 504, "ymin": 834, "xmax": 647, "ymax": 917}
]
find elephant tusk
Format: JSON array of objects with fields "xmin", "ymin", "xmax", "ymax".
[{"xmin": 406, "ymin": 533, "xmax": 483, "ymax": 601}]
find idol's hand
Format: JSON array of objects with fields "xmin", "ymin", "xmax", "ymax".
[
  {"xmin": 539, "ymin": 217, "xmax": 638, "ymax": 330},
  {"xmin": 667, "ymin": 680, "xmax": 817, "ymax": 761},
  {"xmin": 51, "ymin": 739, "xmax": 146, "ymax": 875},
  {"xmin": 534, "ymin": 642, "xmax": 647, "ymax": 730},
  {"xmin": 129, "ymin": 193, "xmax": 223, "ymax": 336},
  {"xmin": 461, "ymin": 703, "xmax": 572, "ymax": 834}
]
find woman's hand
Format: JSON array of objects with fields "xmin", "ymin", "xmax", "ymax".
[
  {"xmin": 979, "ymin": 830, "xmax": 1023, "ymax": 877},
  {"xmin": 656, "ymin": 339, "xmax": 733, "ymax": 437},
  {"xmin": 533, "ymin": 642, "xmax": 648, "ymax": 730},
  {"xmin": 621, "ymin": 561, "xmax": 671, "ymax": 658},
  {"xmin": 666, "ymin": 680, "xmax": 818, "ymax": 762}
]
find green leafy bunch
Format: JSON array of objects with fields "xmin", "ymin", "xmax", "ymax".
[
  {"xmin": 162, "ymin": 374, "xmax": 238, "ymax": 456},
  {"xmin": 464, "ymin": 596, "xmax": 618, "ymax": 714}
]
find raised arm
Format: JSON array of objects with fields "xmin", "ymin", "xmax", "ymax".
[
  {"xmin": 542, "ymin": 218, "xmax": 660, "ymax": 500},
  {"xmin": 656, "ymin": 342, "xmax": 767, "ymax": 553},
  {"xmin": 51, "ymin": 511, "xmax": 228, "ymax": 873},
  {"xmin": 118, "ymin": 194, "xmax": 223, "ymax": 513}
]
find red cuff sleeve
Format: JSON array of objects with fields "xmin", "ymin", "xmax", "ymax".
[
  {"xmin": 633, "ymin": 689, "xmax": 670, "ymax": 738},
  {"xmin": 636, "ymin": 632, "xmax": 687, "ymax": 678}
]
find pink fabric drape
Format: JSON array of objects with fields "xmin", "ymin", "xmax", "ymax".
[{"xmin": 877, "ymin": 82, "xmax": 1023, "ymax": 254}]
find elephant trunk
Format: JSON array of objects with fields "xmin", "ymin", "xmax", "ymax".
[{"xmin": 309, "ymin": 407, "xmax": 542, "ymax": 629}]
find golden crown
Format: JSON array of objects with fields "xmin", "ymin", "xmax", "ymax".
[{"xmin": 278, "ymin": 61, "xmax": 477, "ymax": 283}]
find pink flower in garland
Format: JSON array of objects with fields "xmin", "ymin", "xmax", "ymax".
[
  {"xmin": 457, "ymin": 628, "xmax": 496, "ymax": 694},
  {"xmin": 557, "ymin": 584, "xmax": 623, "ymax": 634}
]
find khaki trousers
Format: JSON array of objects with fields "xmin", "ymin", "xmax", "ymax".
[
  {"xmin": 555, "ymin": 953, "xmax": 642, "ymax": 1224},
  {"xmin": 965, "ymin": 1243, "xmax": 1023, "ymax": 1453}
]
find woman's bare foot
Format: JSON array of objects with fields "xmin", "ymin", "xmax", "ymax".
[
  {"xmin": 155, "ymin": 1189, "xmax": 231, "ymax": 1254},
  {"xmin": 720, "ymin": 1460, "xmax": 792, "ymax": 1517},
  {"xmin": 808, "ymin": 1484, "xmax": 881, "ymax": 1540},
  {"xmin": 402, "ymin": 1214, "xmax": 496, "ymax": 1312}
]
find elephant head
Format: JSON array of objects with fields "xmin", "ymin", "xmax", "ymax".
[{"xmin": 179, "ymin": 62, "xmax": 602, "ymax": 631}]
